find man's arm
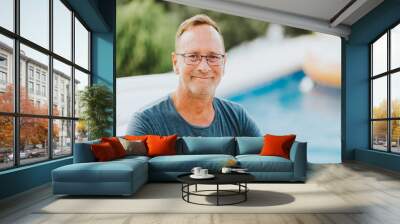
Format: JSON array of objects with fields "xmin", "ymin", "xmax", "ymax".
[
  {"xmin": 240, "ymin": 107, "xmax": 262, "ymax": 137},
  {"xmin": 126, "ymin": 112, "xmax": 154, "ymax": 135}
]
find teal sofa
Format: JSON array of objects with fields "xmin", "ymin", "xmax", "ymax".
[{"xmin": 52, "ymin": 137, "xmax": 307, "ymax": 196}]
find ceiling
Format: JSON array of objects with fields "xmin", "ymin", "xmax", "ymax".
[{"xmin": 164, "ymin": 0, "xmax": 384, "ymax": 38}]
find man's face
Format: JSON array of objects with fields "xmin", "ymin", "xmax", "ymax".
[{"xmin": 172, "ymin": 25, "xmax": 226, "ymax": 97}]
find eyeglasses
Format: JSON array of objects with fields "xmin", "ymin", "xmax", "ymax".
[{"xmin": 176, "ymin": 53, "xmax": 225, "ymax": 66}]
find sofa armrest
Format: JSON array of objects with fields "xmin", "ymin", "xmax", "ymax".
[
  {"xmin": 73, "ymin": 140, "xmax": 100, "ymax": 163},
  {"xmin": 289, "ymin": 141, "xmax": 307, "ymax": 181}
]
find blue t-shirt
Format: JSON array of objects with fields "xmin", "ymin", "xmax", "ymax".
[{"xmin": 126, "ymin": 94, "xmax": 261, "ymax": 137}]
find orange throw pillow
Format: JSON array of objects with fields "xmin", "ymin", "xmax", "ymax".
[
  {"xmin": 124, "ymin": 135, "xmax": 148, "ymax": 141},
  {"xmin": 146, "ymin": 134, "xmax": 177, "ymax": 157},
  {"xmin": 260, "ymin": 134, "xmax": 296, "ymax": 159},
  {"xmin": 101, "ymin": 137, "xmax": 127, "ymax": 158},
  {"xmin": 91, "ymin": 142, "xmax": 117, "ymax": 161}
]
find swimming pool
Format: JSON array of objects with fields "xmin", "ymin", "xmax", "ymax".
[{"xmin": 228, "ymin": 70, "xmax": 341, "ymax": 163}]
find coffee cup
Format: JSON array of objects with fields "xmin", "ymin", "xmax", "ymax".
[
  {"xmin": 191, "ymin": 167, "xmax": 202, "ymax": 176},
  {"xmin": 199, "ymin": 169, "xmax": 208, "ymax": 176},
  {"xmin": 221, "ymin": 167, "xmax": 232, "ymax": 173}
]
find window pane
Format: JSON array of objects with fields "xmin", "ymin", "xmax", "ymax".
[
  {"xmin": 0, "ymin": 34, "xmax": 14, "ymax": 112},
  {"xmin": 20, "ymin": 0, "xmax": 49, "ymax": 49},
  {"xmin": 20, "ymin": 44, "xmax": 49, "ymax": 115},
  {"xmin": 75, "ymin": 120, "xmax": 88, "ymax": 143},
  {"xmin": 53, "ymin": 119, "xmax": 72, "ymax": 158},
  {"xmin": 53, "ymin": 0, "xmax": 71, "ymax": 60},
  {"xmin": 391, "ymin": 120, "xmax": 400, "ymax": 153},
  {"xmin": 372, "ymin": 121, "xmax": 388, "ymax": 151},
  {"xmin": 372, "ymin": 33, "xmax": 387, "ymax": 76},
  {"xmin": 391, "ymin": 72, "xmax": 400, "ymax": 118},
  {"xmin": 53, "ymin": 59, "xmax": 72, "ymax": 117},
  {"xmin": 74, "ymin": 69, "xmax": 89, "ymax": 118},
  {"xmin": 74, "ymin": 17, "xmax": 89, "ymax": 70},
  {"xmin": 372, "ymin": 77, "xmax": 387, "ymax": 119},
  {"xmin": 391, "ymin": 24, "xmax": 400, "ymax": 70},
  {"xmin": 0, "ymin": 0, "xmax": 14, "ymax": 31},
  {"xmin": 20, "ymin": 117, "xmax": 49, "ymax": 165},
  {"xmin": 0, "ymin": 116, "xmax": 13, "ymax": 170}
]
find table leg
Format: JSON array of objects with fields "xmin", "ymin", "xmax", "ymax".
[
  {"xmin": 245, "ymin": 183, "xmax": 247, "ymax": 201},
  {"xmin": 217, "ymin": 184, "xmax": 219, "ymax": 206},
  {"xmin": 195, "ymin": 184, "xmax": 197, "ymax": 192}
]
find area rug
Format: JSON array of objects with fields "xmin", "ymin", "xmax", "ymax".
[{"xmin": 37, "ymin": 183, "xmax": 362, "ymax": 214}]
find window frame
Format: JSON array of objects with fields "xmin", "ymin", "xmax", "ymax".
[
  {"xmin": 0, "ymin": 0, "xmax": 92, "ymax": 171},
  {"xmin": 370, "ymin": 21, "xmax": 400, "ymax": 154}
]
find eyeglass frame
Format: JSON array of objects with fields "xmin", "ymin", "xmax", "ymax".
[{"xmin": 175, "ymin": 52, "xmax": 226, "ymax": 66}]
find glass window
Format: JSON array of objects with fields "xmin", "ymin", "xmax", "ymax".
[
  {"xmin": 20, "ymin": 0, "xmax": 49, "ymax": 49},
  {"xmin": 391, "ymin": 72, "xmax": 400, "ymax": 118},
  {"xmin": 391, "ymin": 120, "xmax": 400, "ymax": 153},
  {"xmin": 28, "ymin": 81, "xmax": 33, "ymax": 93},
  {"xmin": 20, "ymin": 44, "xmax": 49, "ymax": 115},
  {"xmin": 0, "ymin": 34, "xmax": 13, "ymax": 113},
  {"xmin": 372, "ymin": 121, "xmax": 388, "ymax": 151},
  {"xmin": 53, "ymin": 119, "xmax": 72, "ymax": 158},
  {"xmin": 0, "ymin": 0, "xmax": 14, "ymax": 32},
  {"xmin": 74, "ymin": 69, "xmax": 89, "ymax": 118},
  {"xmin": 74, "ymin": 17, "xmax": 89, "ymax": 70},
  {"xmin": 0, "ymin": 116, "xmax": 13, "ymax": 170},
  {"xmin": 391, "ymin": 24, "xmax": 400, "ymax": 70},
  {"xmin": 372, "ymin": 77, "xmax": 387, "ymax": 119},
  {"xmin": 372, "ymin": 33, "xmax": 387, "ymax": 76},
  {"xmin": 28, "ymin": 67, "xmax": 34, "ymax": 80},
  {"xmin": 53, "ymin": 0, "xmax": 72, "ymax": 60},
  {"xmin": 75, "ymin": 120, "xmax": 88, "ymax": 143},
  {"xmin": 19, "ymin": 117, "xmax": 49, "ymax": 165},
  {"xmin": 53, "ymin": 59, "xmax": 71, "ymax": 116}
]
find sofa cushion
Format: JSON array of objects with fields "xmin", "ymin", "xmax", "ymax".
[
  {"xmin": 52, "ymin": 158, "xmax": 147, "ymax": 183},
  {"xmin": 236, "ymin": 155, "xmax": 293, "ymax": 172},
  {"xmin": 148, "ymin": 154, "xmax": 235, "ymax": 172},
  {"xmin": 74, "ymin": 139, "xmax": 101, "ymax": 163},
  {"xmin": 236, "ymin": 137, "xmax": 264, "ymax": 155},
  {"xmin": 180, "ymin": 137, "xmax": 235, "ymax": 155}
]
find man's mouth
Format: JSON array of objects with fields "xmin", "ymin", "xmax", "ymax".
[{"xmin": 192, "ymin": 76, "xmax": 213, "ymax": 80}]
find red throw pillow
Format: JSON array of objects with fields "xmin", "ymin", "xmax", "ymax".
[
  {"xmin": 260, "ymin": 134, "xmax": 296, "ymax": 159},
  {"xmin": 91, "ymin": 142, "xmax": 117, "ymax": 161},
  {"xmin": 101, "ymin": 137, "xmax": 127, "ymax": 158},
  {"xmin": 146, "ymin": 134, "xmax": 177, "ymax": 157}
]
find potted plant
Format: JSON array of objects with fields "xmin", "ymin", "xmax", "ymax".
[{"xmin": 79, "ymin": 84, "xmax": 113, "ymax": 140}]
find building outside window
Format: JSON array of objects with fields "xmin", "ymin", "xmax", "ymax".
[{"xmin": 0, "ymin": 0, "xmax": 91, "ymax": 170}]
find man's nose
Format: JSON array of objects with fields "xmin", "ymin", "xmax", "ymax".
[{"xmin": 197, "ymin": 57, "xmax": 211, "ymax": 72}]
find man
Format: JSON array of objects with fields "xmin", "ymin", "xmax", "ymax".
[{"xmin": 126, "ymin": 14, "xmax": 261, "ymax": 137}]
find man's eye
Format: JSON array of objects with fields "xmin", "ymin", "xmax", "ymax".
[
  {"xmin": 187, "ymin": 55, "xmax": 199, "ymax": 61},
  {"xmin": 208, "ymin": 55, "xmax": 219, "ymax": 61}
]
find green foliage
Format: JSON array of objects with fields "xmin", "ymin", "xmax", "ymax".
[
  {"xmin": 117, "ymin": 0, "xmax": 178, "ymax": 77},
  {"xmin": 116, "ymin": 0, "xmax": 312, "ymax": 77},
  {"xmin": 284, "ymin": 27, "xmax": 312, "ymax": 37},
  {"xmin": 79, "ymin": 84, "xmax": 113, "ymax": 140}
]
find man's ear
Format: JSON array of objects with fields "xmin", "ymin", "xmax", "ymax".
[
  {"xmin": 222, "ymin": 53, "xmax": 227, "ymax": 75},
  {"xmin": 172, "ymin": 52, "xmax": 179, "ymax": 74}
]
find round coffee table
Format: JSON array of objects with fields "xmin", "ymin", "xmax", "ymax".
[{"xmin": 177, "ymin": 172, "xmax": 255, "ymax": 206}]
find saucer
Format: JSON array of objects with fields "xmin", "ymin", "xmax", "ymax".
[{"xmin": 190, "ymin": 174, "xmax": 215, "ymax": 179}]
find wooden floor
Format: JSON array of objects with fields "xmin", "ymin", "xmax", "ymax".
[{"xmin": 1, "ymin": 162, "xmax": 400, "ymax": 224}]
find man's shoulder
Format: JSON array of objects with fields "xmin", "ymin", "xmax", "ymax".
[
  {"xmin": 135, "ymin": 95, "xmax": 171, "ymax": 116},
  {"xmin": 214, "ymin": 96, "xmax": 244, "ymax": 112}
]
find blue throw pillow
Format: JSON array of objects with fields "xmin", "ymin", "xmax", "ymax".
[
  {"xmin": 236, "ymin": 137, "xmax": 264, "ymax": 155},
  {"xmin": 181, "ymin": 137, "xmax": 235, "ymax": 155}
]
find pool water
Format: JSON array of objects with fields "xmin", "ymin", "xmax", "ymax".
[{"xmin": 228, "ymin": 71, "xmax": 341, "ymax": 163}]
